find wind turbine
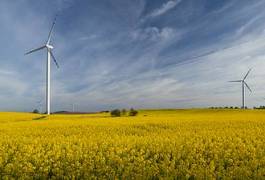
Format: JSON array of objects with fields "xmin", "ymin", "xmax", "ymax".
[
  {"xmin": 25, "ymin": 17, "xmax": 59, "ymax": 115},
  {"xmin": 72, "ymin": 103, "xmax": 75, "ymax": 112},
  {"xmin": 36, "ymin": 100, "xmax": 43, "ymax": 114},
  {"xmin": 229, "ymin": 69, "xmax": 252, "ymax": 109}
]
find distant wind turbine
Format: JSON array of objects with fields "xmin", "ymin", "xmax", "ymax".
[
  {"xmin": 72, "ymin": 103, "xmax": 75, "ymax": 112},
  {"xmin": 229, "ymin": 69, "xmax": 252, "ymax": 109},
  {"xmin": 36, "ymin": 100, "xmax": 43, "ymax": 114},
  {"xmin": 25, "ymin": 16, "xmax": 60, "ymax": 115}
]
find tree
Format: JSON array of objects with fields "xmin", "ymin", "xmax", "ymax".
[
  {"xmin": 33, "ymin": 109, "xmax": 39, "ymax": 114},
  {"xmin": 111, "ymin": 109, "xmax": 121, "ymax": 117},
  {"xmin": 121, "ymin": 109, "xmax": 127, "ymax": 116},
  {"xmin": 129, "ymin": 108, "xmax": 138, "ymax": 116}
]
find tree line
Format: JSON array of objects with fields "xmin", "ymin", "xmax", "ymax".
[{"xmin": 111, "ymin": 108, "xmax": 138, "ymax": 117}]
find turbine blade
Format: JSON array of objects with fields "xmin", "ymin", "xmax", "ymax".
[
  {"xmin": 50, "ymin": 51, "xmax": 59, "ymax": 68},
  {"xmin": 228, "ymin": 80, "xmax": 241, "ymax": 83},
  {"xmin": 243, "ymin": 68, "xmax": 252, "ymax": 80},
  {"xmin": 25, "ymin": 46, "xmax": 46, "ymax": 55},
  {"xmin": 46, "ymin": 15, "xmax": 58, "ymax": 45},
  {"xmin": 244, "ymin": 82, "xmax": 252, "ymax": 92}
]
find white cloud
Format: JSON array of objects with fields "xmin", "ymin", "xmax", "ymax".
[
  {"xmin": 78, "ymin": 34, "xmax": 98, "ymax": 41},
  {"xmin": 0, "ymin": 69, "xmax": 14, "ymax": 76},
  {"xmin": 236, "ymin": 14, "xmax": 263, "ymax": 36},
  {"xmin": 150, "ymin": 0, "xmax": 182, "ymax": 17},
  {"xmin": 160, "ymin": 27, "xmax": 177, "ymax": 39},
  {"xmin": 131, "ymin": 27, "xmax": 180, "ymax": 42},
  {"xmin": 0, "ymin": 75, "xmax": 27, "ymax": 97}
]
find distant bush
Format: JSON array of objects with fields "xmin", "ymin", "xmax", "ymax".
[
  {"xmin": 209, "ymin": 106, "xmax": 240, "ymax": 109},
  {"xmin": 110, "ymin": 108, "xmax": 138, "ymax": 117},
  {"xmin": 129, "ymin": 108, "xmax": 138, "ymax": 116},
  {"xmin": 254, "ymin": 106, "xmax": 265, "ymax": 109},
  {"xmin": 111, "ymin": 109, "xmax": 121, "ymax": 117},
  {"xmin": 33, "ymin": 109, "xmax": 39, "ymax": 114},
  {"xmin": 121, "ymin": 109, "xmax": 127, "ymax": 116}
]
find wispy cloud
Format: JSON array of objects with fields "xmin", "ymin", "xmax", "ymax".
[
  {"xmin": 0, "ymin": 69, "xmax": 14, "ymax": 76},
  {"xmin": 149, "ymin": 0, "xmax": 182, "ymax": 18},
  {"xmin": 131, "ymin": 27, "xmax": 181, "ymax": 42}
]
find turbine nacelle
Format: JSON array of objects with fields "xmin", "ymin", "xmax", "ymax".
[{"xmin": 46, "ymin": 44, "xmax": 54, "ymax": 49}]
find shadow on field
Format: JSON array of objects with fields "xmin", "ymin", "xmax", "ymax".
[{"xmin": 33, "ymin": 116, "xmax": 48, "ymax": 120}]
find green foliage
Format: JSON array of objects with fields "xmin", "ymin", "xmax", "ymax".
[
  {"xmin": 33, "ymin": 109, "xmax": 39, "ymax": 114},
  {"xmin": 121, "ymin": 109, "xmax": 127, "ymax": 116},
  {"xmin": 209, "ymin": 106, "xmax": 239, "ymax": 109},
  {"xmin": 111, "ymin": 109, "xmax": 121, "ymax": 117},
  {"xmin": 254, "ymin": 106, "xmax": 265, "ymax": 109},
  {"xmin": 129, "ymin": 108, "xmax": 138, "ymax": 116}
]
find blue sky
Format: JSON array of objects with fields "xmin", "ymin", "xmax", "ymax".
[{"xmin": 1, "ymin": 0, "xmax": 265, "ymax": 112}]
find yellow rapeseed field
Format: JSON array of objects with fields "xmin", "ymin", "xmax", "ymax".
[{"xmin": 0, "ymin": 109, "xmax": 265, "ymax": 179}]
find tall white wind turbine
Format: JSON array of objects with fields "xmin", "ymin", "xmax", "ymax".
[
  {"xmin": 25, "ymin": 17, "xmax": 59, "ymax": 115},
  {"xmin": 229, "ymin": 69, "xmax": 252, "ymax": 109}
]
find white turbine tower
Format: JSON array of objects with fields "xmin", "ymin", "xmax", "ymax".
[
  {"xmin": 229, "ymin": 69, "xmax": 252, "ymax": 109},
  {"xmin": 25, "ymin": 17, "xmax": 59, "ymax": 115}
]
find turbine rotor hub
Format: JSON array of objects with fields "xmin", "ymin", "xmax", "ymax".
[{"xmin": 46, "ymin": 44, "xmax": 54, "ymax": 49}]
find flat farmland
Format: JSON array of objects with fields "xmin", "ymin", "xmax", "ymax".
[{"xmin": 0, "ymin": 109, "xmax": 265, "ymax": 179}]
